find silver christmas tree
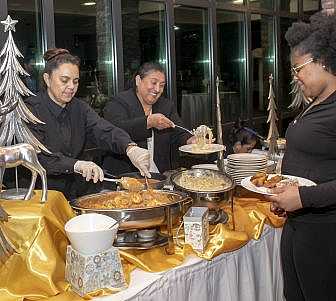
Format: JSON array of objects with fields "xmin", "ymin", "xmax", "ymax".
[
  {"xmin": 0, "ymin": 15, "xmax": 49, "ymax": 153},
  {"xmin": 266, "ymin": 74, "xmax": 279, "ymax": 160}
]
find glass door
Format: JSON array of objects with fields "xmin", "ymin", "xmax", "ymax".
[
  {"xmin": 175, "ymin": 5, "xmax": 211, "ymax": 131},
  {"xmin": 8, "ymin": 0, "xmax": 43, "ymax": 94}
]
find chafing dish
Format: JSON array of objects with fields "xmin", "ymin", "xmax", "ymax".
[
  {"xmin": 71, "ymin": 190, "xmax": 191, "ymax": 231},
  {"xmin": 170, "ymin": 168, "xmax": 235, "ymax": 208},
  {"xmin": 171, "ymin": 168, "xmax": 235, "ymax": 224}
]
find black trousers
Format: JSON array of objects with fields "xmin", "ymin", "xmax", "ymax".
[{"xmin": 281, "ymin": 219, "xmax": 336, "ymax": 301}]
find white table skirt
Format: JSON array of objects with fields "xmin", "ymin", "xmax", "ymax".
[{"xmin": 96, "ymin": 226, "xmax": 284, "ymax": 301}]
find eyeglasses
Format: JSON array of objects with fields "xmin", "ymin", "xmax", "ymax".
[{"xmin": 291, "ymin": 58, "xmax": 314, "ymax": 75}]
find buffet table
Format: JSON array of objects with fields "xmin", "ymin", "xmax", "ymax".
[
  {"xmin": 0, "ymin": 190, "xmax": 285, "ymax": 301},
  {"xmin": 96, "ymin": 226, "xmax": 284, "ymax": 301}
]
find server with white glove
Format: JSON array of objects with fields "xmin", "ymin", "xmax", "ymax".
[{"xmin": 22, "ymin": 48, "xmax": 151, "ymax": 200}]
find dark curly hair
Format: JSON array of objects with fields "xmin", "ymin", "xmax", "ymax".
[{"xmin": 285, "ymin": 12, "xmax": 336, "ymax": 74}]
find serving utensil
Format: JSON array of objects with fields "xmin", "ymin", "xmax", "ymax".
[
  {"xmin": 75, "ymin": 170, "xmax": 144, "ymax": 191},
  {"xmin": 107, "ymin": 214, "xmax": 130, "ymax": 229},
  {"xmin": 144, "ymin": 175, "xmax": 149, "ymax": 190},
  {"xmin": 105, "ymin": 177, "xmax": 144, "ymax": 191},
  {"xmin": 174, "ymin": 124, "xmax": 194, "ymax": 135}
]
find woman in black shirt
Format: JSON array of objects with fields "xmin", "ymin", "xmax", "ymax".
[
  {"xmin": 25, "ymin": 48, "xmax": 151, "ymax": 200},
  {"xmin": 267, "ymin": 13, "xmax": 336, "ymax": 300},
  {"xmin": 103, "ymin": 62, "xmax": 194, "ymax": 175}
]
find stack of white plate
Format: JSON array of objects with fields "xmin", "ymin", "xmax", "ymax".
[
  {"xmin": 226, "ymin": 153, "xmax": 268, "ymax": 185},
  {"xmin": 191, "ymin": 163, "xmax": 219, "ymax": 171}
]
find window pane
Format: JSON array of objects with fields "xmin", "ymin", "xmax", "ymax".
[
  {"xmin": 122, "ymin": 1, "xmax": 166, "ymax": 89},
  {"xmin": 54, "ymin": 0, "xmax": 114, "ymax": 113},
  {"xmin": 217, "ymin": 10, "xmax": 246, "ymax": 123},
  {"xmin": 303, "ymin": 0, "xmax": 320, "ymax": 14},
  {"xmin": 175, "ymin": 6, "xmax": 211, "ymax": 130},
  {"xmin": 251, "ymin": 14, "xmax": 275, "ymax": 117},
  {"xmin": 249, "ymin": 0, "xmax": 274, "ymax": 10},
  {"xmin": 8, "ymin": 0, "xmax": 43, "ymax": 94},
  {"xmin": 280, "ymin": 0, "xmax": 298, "ymax": 14}
]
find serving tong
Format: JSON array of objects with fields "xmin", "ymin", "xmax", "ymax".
[{"xmin": 174, "ymin": 124, "xmax": 194, "ymax": 135}]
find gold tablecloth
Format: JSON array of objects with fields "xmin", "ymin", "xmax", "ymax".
[{"xmin": 0, "ymin": 190, "xmax": 284, "ymax": 301}]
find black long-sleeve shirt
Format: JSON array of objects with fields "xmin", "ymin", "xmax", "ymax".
[
  {"xmin": 24, "ymin": 90, "xmax": 132, "ymax": 199},
  {"xmin": 103, "ymin": 88, "xmax": 191, "ymax": 175},
  {"xmin": 282, "ymin": 90, "xmax": 336, "ymax": 222}
]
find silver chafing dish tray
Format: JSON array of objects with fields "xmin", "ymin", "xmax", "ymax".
[
  {"xmin": 71, "ymin": 190, "xmax": 191, "ymax": 231},
  {"xmin": 170, "ymin": 168, "xmax": 235, "ymax": 208}
]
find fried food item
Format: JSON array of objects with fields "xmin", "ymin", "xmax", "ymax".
[
  {"xmin": 263, "ymin": 175, "xmax": 284, "ymax": 188},
  {"xmin": 250, "ymin": 172, "xmax": 267, "ymax": 187},
  {"xmin": 250, "ymin": 172, "xmax": 285, "ymax": 188}
]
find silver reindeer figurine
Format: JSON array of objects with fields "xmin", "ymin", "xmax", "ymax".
[{"xmin": 0, "ymin": 143, "xmax": 47, "ymax": 203}]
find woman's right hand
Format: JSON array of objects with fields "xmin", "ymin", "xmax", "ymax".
[
  {"xmin": 74, "ymin": 160, "xmax": 104, "ymax": 183},
  {"xmin": 147, "ymin": 113, "xmax": 174, "ymax": 130}
]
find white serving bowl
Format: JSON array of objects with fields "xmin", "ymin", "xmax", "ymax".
[{"xmin": 65, "ymin": 213, "xmax": 118, "ymax": 255}]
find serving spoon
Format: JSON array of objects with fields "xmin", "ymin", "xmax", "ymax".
[
  {"xmin": 104, "ymin": 177, "xmax": 144, "ymax": 191},
  {"xmin": 75, "ymin": 170, "xmax": 144, "ymax": 191}
]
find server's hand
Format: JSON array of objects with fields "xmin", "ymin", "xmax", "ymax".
[
  {"xmin": 74, "ymin": 160, "xmax": 104, "ymax": 183},
  {"xmin": 147, "ymin": 113, "xmax": 174, "ymax": 130},
  {"xmin": 126, "ymin": 146, "xmax": 151, "ymax": 178}
]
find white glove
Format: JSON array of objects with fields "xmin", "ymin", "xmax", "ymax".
[
  {"xmin": 74, "ymin": 160, "xmax": 104, "ymax": 183},
  {"xmin": 126, "ymin": 146, "xmax": 151, "ymax": 178}
]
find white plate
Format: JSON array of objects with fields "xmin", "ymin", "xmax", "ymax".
[
  {"xmin": 191, "ymin": 164, "xmax": 219, "ymax": 171},
  {"xmin": 240, "ymin": 174, "xmax": 316, "ymax": 196},
  {"xmin": 227, "ymin": 153, "xmax": 267, "ymax": 161},
  {"xmin": 179, "ymin": 143, "xmax": 225, "ymax": 154}
]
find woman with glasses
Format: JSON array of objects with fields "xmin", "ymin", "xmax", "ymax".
[
  {"xmin": 266, "ymin": 12, "xmax": 336, "ymax": 300},
  {"xmin": 22, "ymin": 48, "xmax": 151, "ymax": 200}
]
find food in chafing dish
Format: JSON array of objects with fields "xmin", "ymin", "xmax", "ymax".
[
  {"xmin": 192, "ymin": 125, "xmax": 213, "ymax": 151},
  {"xmin": 78, "ymin": 190, "xmax": 175, "ymax": 209},
  {"xmin": 176, "ymin": 171, "xmax": 232, "ymax": 191},
  {"xmin": 250, "ymin": 172, "xmax": 298, "ymax": 188},
  {"xmin": 120, "ymin": 177, "xmax": 144, "ymax": 191}
]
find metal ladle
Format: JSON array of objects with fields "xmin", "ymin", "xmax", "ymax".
[{"xmin": 103, "ymin": 177, "xmax": 144, "ymax": 191}]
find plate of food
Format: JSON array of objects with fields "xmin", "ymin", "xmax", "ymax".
[
  {"xmin": 179, "ymin": 124, "xmax": 225, "ymax": 154},
  {"xmin": 179, "ymin": 143, "xmax": 225, "ymax": 154},
  {"xmin": 240, "ymin": 172, "xmax": 316, "ymax": 196}
]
